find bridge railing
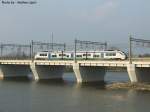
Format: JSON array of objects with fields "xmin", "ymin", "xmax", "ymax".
[{"xmin": 0, "ymin": 56, "xmax": 31, "ymax": 60}]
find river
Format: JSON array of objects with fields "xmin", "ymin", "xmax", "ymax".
[{"xmin": 0, "ymin": 72, "xmax": 150, "ymax": 112}]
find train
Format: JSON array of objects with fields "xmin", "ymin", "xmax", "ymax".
[{"xmin": 34, "ymin": 50, "xmax": 127, "ymax": 60}]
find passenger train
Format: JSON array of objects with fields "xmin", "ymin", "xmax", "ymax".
[{"xmin": 34, "ymin": 50, "xmax": 126, "ymax": 60}]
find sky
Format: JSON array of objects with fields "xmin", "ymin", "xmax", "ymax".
[{"xmin": 0, "ymin": 0, "xmax": 150, "ymax": 49}]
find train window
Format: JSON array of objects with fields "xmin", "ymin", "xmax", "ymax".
[
  {"xmin": 82, "ymin": 54, "xmax": 91, "ymax": 56},
  {"xmin": 83, "ymin": 54, "xmax": 86, "ymax": 56},
  {"xmin": 112, "ymin": 53, "xmax": 116, "ymax": 56},
  {"xmin": 76, "ymin": 55, "xmax": 82, "ymax": 57},
  {"xmin": 120, "ymin": 52, "xmax": 124, "ymax": 55},
  {"xmin": 105, "ymin": 53, "xmax": 110, "ymax": 56},
  {"xmin": 93, "ymin": 55, "xmax": 99, "ymax": 57},
  {"xmin": 59, "ymin": 54, "xmax": 62, "ymax": 56},
  {"xmin": 106, "ymin": 53, "xmax": 116, "ymax": 56},
  {"xmin": 87, "ymin": 54, "xmax": 91, "ymax": 56},
  {"xmin": 52, "ymin": 55, "xmax": 57, "ymax": 57},
  {"xmin": 59, "ymin": 54, "xmax": 66, "ymax": 56},
  {"xmin": 40, "ymin": 53, "xmax": 47, "ymax": 56}
]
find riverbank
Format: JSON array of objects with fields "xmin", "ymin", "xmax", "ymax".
[{"xmin": 106, "ymin": 82, "xmax": 150, "ymax": 91}]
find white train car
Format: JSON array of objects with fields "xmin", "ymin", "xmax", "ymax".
[
  {"xmin": 34, "ymin": 51, "xmax": 74, "ymax": 60},
  {"xmin": 101, "ymin": 50, "xmax": 126, "ymax": 60},
  {"xmin": 75, "ymin": 50, "xmax": 126, "ymax": 60},
  {"xmin": 34, "ymin": 50, "xmax": 126, "ymax": 60},
  {"xmin": 51, "ymin": 51, "xmax": 74, "ymax": 60},
  {"xmin": 34, "ymin": 51, "xmax": 50, "ymax": 60},
  {"xmin": 75, "ymin": 51, "xmax": 96, "ymax": 59}
]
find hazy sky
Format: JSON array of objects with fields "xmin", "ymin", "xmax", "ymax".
[{"xmin": 0, "ymin": 0, "xmax": 150, "ymax": 46}]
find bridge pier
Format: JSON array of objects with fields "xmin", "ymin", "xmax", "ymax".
[
  {"xmin": 73, "ymin": 63, "xmax": 106, "ymax": 83},
  {"xmin": 30, "ymin": 63, "xmax": 65, "ymax": 80},
  {"xmin": 0, "ymin": 65, "xmax": 30, "ymax": 79},
  {"xmin": 127, "ymin": 64, "xmax": 150, "ymax": 83}
]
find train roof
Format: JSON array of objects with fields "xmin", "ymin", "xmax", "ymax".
[{"xmin": 36, "ymin": 50, "xmax": 125, "ymax": 53}]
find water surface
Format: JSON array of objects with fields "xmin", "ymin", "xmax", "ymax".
[{"xmin": 0, "ymin": 72, "xmax": 150, "ymax": 112}]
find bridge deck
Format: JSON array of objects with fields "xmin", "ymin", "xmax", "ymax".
[{"xmin": 0, "ymin": 59, "xmax": 150, "ymax": 67}]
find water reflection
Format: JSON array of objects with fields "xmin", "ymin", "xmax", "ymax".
[
  {"xmin": 74, "ymin": 81, "xmax": 106, "ymax": 90},
  {"xmin": 3, "ymin": 76, "xmax": 31, "ymax": 81}
]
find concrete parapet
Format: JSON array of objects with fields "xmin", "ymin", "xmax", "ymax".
[
  {"xmin": 127, "ymin": 64, "xmax": 150, "ymax": 83},
  {"xmin": 0, "ymin": 65, "xmax": 30, "ymax": 79},
  {"xmin": 73, "ymin": 63, "xmax": 106, "ymax": 83},
  {"xmin": 30, "ymin": 63, "xmax": 65, "ymax": 80}
]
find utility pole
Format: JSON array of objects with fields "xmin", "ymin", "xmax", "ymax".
[
  {"xmin": 0, "ymin": 43, "xmax": 3, "ymax": 58},
  {"xmin": 64, "ymin": 43, "xmax": 66, "ymax": 51},
  {"xmin": 31, "ymin": 40, "xmax": 34, "ymax": 61},
  {"xmin": 104, "ymin": 42, "xmax": 107, "ymax": 50},
  {"xmin": 129, "ymin": 35, "xmax": 132, "ymax": 64},
  {"xmin": 30, "ymin": 44, "xmax": 32, "ymax": 59},
  {"xmin": 74, "ymin": 39, "xmax": 77, "ymax": 63},
  {"xmin": 51, "ymin": 32, "xmax": 53, "ymax": 51}
]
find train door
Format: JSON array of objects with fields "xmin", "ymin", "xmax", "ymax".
[
  {"xmin": 48, "ymin": 52, "xmax": 51, "ymax": 60},
  {"xmin": 71, "ymin": 53, "xmax": 74, "ymax": 59},
  {"xmin": 101, "ymin": 53, "xmax": 104, "ymax": 59}
]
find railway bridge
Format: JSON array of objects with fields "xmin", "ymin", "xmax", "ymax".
[
  {"xmin": 0, "ymin": 59, "xmax": 150, "ymax": 83},
  {"xmin": 0, "ymin": 37, "xmax": 150, "ymax": 83}
]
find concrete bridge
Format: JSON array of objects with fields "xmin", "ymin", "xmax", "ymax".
[{"xmin": 0, "ymin": 59, "xmax": 150, "ymax": 83}]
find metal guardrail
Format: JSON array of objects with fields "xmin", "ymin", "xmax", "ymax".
[
  {"xmin": 0, "ymin": 57, "xmax": 31, "ymax": 60},
  {"xmin": 131, "ymin": 58, "xmax": 150, "ymax": 61}
]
